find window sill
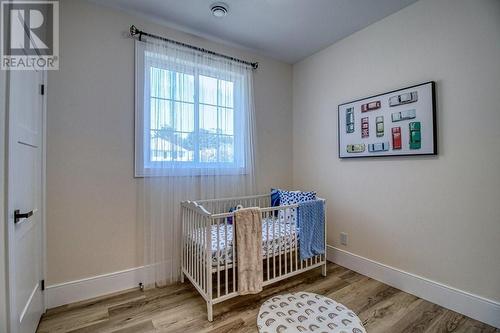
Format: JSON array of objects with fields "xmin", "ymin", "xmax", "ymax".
[{"xmin": 135, "ymin": 166, "xmax": 249, "ymax": 178}]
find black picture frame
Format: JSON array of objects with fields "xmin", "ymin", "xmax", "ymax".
[{"xmin": 337, "ymin": 81, "xmax": 437, "ymax": 158}]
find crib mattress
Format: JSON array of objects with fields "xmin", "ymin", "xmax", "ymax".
[{"xmin": 188, "ymin": 218, "xmax": 298, "ymax": 267}]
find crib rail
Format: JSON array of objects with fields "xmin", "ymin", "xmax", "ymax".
[
  {"xmin": 181, "ymin": 194, "xmax": 327, "ymax": 321},
  {"xmin": 194, "ymin": 193, "xmax": 271, "ymax": 215}
]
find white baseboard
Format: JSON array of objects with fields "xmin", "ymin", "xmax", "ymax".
[
  {"xmin": 45, "ymin": 248, "xmax": 500, "ymax": 328},
  {"xmin": 45, "ymin": 266, "xmax": 145, "ymax": 309},
  {"xmin": 326, "ymin": 245, "xmax": 500, "ymax": 328}
]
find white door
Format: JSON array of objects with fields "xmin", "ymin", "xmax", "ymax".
[{"xmin": 7, "ymin": 69, "xmax": 45, "ymax": 333}]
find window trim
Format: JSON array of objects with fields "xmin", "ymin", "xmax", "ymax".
[{"xmin": 135, "ymin": 42, "xmax": 248, "ymax": 177}]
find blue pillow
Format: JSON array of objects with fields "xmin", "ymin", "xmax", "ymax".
[
  {"xmin": 271, "ymin": 188, "xmax": 281, "ymax": 207},
  {"xmin": 271, "ymin": 188, "xmax": 281, "ymax": 217},
  {"xmin": 279, "ymin": 190, "xmax": 316, "ymax": 205},
  {"xmin": 278, "ymin": 190, "xmax": 317, "ymax": 223}
]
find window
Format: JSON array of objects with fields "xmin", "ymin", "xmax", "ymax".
[{"xmin": 135, "ymin": 46, "xmax": 249, "ymax": 176}]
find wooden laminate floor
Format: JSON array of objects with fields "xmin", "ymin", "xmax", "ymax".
[{"xmin": 37, "ymin": 263, "xmax": 498, "ymax": 333}]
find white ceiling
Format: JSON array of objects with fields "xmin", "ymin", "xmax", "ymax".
[{"xmin": 92, "ymin": 0, "xmax": 418, "ymax": 63}]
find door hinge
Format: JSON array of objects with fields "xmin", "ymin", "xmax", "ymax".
[
  {"xmin": 41, "ymin": 279, "xmax": 45, "ymax": 291},
  {"xmin": 40, "ymin": 84, "xmax": 45, "ymax": 95}
]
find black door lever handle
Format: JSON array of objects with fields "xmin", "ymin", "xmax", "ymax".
[{"xmin": 14, "ymin": 209, "xmax": 34, "ymax": 223}]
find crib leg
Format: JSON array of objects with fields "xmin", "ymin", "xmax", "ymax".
[
  {"xmin": 207, "ymin": 301, "xmax": 213, "ymax": 322},
  {"xmin": 181, "ymin": 272, "xmax": 185, "ymax": 283},
  {"xmin": 321, "ymin": 262, "xmax": 327, "ymax": 277}
]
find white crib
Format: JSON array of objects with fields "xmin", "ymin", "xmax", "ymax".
[{"xmin": 181, "ymin": 193, "xmax": 327, "ymax": 321}]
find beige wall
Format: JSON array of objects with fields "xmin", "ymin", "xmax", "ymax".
[
  {"xmin": 293, "ymin": 0, "xmax": 500, "ymax": 301},
  {"xmin": 46, "ymin": 0, "xmax": 293, "ymax": 284}
]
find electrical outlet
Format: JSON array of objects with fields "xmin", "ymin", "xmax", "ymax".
[{"xmin": 340, "ymin": 232, "xmax": 348, "ymax": 246}]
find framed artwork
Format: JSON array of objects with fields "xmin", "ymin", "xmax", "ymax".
[{"xmin": 338, "ymin": 81, "xmax": 436, "ymax": 158}]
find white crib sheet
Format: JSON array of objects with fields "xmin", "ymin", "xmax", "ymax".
[{"xmin": 188, "ymin": 218, "xmax": 298, "ymax": 267}]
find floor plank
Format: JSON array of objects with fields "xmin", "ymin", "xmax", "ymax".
[{"xmin": 37, "ymin": 263, "xmax": 499, "ymax": 333}]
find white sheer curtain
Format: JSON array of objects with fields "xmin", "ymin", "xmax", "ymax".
[{"xmin": 135, "ymin": 38, "xmax": 257, "ymax": 287}]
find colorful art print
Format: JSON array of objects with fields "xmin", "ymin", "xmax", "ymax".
[{"xmin": 338, "ymin": 81, "xmax": 436, "ymax": 158}]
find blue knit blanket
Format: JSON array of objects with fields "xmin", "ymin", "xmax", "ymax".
[{"xmin": 297, "ymin": 200, "xmax": 325, "ymax": 260}]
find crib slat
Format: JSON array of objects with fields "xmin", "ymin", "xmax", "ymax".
[
  {"xmin": 294, "ymin": 213, "xmax": 299, "ymax": 272},
  {"xmin": 200, "ymin": 212, "xmax": 204, "ymax": 289},
  {"xmin": 188, "ymin": 209, "xmax": 192, "ymax": 279},
  {"xmin": 278, "ymin": 209, "xmax": 282, "ymax": 277},
  {"xmin": 193, "ymin": 209, "xmax": 196, "ymax": 278},
  {"xmin": 199, "ymin": 213, "xmax": 203, "ymax": 291},
  {"xmin": 195, "ymin": 213, "xmax": 203, "ymax": 285},
  {"xmin": 194, "ymin": 210, "xmax": 198, "ymax": 282},
  {"xmin": 192, "ymin": 209, "xmax": 195, "ymax": 285},
  {"xmin": 216, "ymin": 218, "xmax": 220, "ymax": 298},
  {"xmin": 224, "ymin": 217, "xmax": 228, "ymax": 296},
  {"xmin": 196, "ymin": 215, "xmax": 200, "ymax": 292},
  {"xmin": 289, "ymin": 212, "xmax": 293, "ymax": 273},
  {"xmin": 199, "ymin": 214, "xmax": 203, "ymax": 292},
  {"xmin": 284, "ymin": 210, "xmax": 288, "ymax": 275},
  {"xmin": 200, "ymin": 216, "xmax": 204, "ymax": 293},
  {"xmin": 232, "ymin": 214, "xmax": 236, "ymax": 294},
  {"xmin": 192, "ymin": 209, "xmax": 196, "ymax": 285},
  {"xmin": 193, "ymin": 210, "xmax": 197, "ymax": 279},
  {"xmin": 196, "ymin": 210, "xmax": 200, "ymax": 287},
  {"xmin": 194, "ymin": 210, "xmax": 198, "ymax": 283},
  {"xmin": 266, "ymin": 210, "xmax": 270, "ymax": 282}
]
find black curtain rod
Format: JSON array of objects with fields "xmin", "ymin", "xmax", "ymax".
[{"xmin": 129, "ymin": 25, "xmax": 258, "ymax": 70}]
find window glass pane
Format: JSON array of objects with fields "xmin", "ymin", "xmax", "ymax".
[
  {"xmin": 173, "ymin": 72, "xmax": 194, "ymax": 103},
  {"xmin": 150, "ymin": 67, "xmax": 171, "ymax": 99},
  {"xmin": 173, "ymin": 101, "xmax": 194, "ymax": 133},
  {"xmin": 218, "ymin": 79, "xmax": 234, "ymax": 108},
  {"xmin": 218, "ymin": 107, "xmax": 234, "ymax": 135},
  {"xmin": 200, "ymin": 104, "xmax": 218, "ymax": 134},
  {"xmin": 219, "ymin": 135, "xmax": 234, "ymax": 163},
  {"xmin": 142, "ymin": 57, "xmax": 243, "ymax": 171},
  {"xmin": 150, "ymin": 98, "xmax": 172, "ymax": 130},
  {"xmin": 199, "ymin": 134, "xmax": 218, "ymax": 163},
  {"xmin": 150, "ymin": 132, "xmax": 194, "ymax": 162},
  {"xmin": 176, "ymin": 133, "xmax": 195, "ymax": 162},
  {"xmin": 199, "ymin": 75, "xmax": 217, "ymax": 105}
]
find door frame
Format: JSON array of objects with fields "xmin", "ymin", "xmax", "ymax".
[
  {"xmin": 5, "ymin": 69, "xmax": 48, "ymax": 333},
  {"xmin": 41, "ymin": 70, "xmax": 48, "ymax": 312},
  {"xmin": 0, "ymin": 57, "xmax": 9, "ymax": 333}
]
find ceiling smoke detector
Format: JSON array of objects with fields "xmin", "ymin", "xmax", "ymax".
[{"xmin": 210, "ymin": 3, "xmax": 228, "ymax": 18}]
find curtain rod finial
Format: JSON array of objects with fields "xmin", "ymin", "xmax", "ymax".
[{"xmin": 130, "ymin": 25, "xmax": 139, "ymax": 36}]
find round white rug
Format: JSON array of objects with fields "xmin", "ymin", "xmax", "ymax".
[{"xmin": 257, "ymin": 292, "xmax": 366, "ymax": 333}]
